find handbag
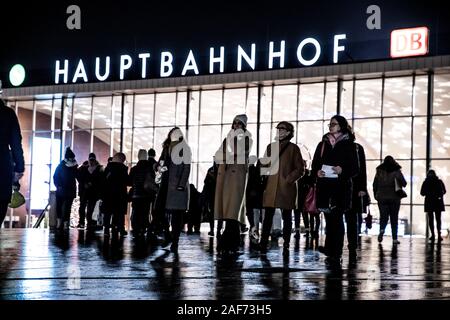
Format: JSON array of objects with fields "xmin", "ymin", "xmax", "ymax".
[
  {"xmin": 9, "ymin": 183, "xmax": 25, "ymax": 209},
  {"xmin": 303, "ymin": 184, "xmax": 318, "ymax": 213},
  {"xmin": 395, "ymin": 178, "xmax": 407, "ymax": 199},
  {"xmin": 364, "ymin": 207, "xmax": 373, "ymax": 229}
]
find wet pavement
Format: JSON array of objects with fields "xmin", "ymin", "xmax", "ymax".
[{"xmin": 1, "ymin": 229, "xmax": 450, "ymax": 300}]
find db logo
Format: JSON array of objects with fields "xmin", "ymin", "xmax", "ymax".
[{"xmin": 390, "ymin": 27, "xmax": 429, "ymax": 58}]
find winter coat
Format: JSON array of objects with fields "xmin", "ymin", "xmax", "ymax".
[
  {"xmin": 373, "ymin": 163, "xmax": 407, "ymax": 201},
  {"xmin": 129, "ymin": 160, "xmax": 155, "ymax": 199},
  {"xmin": 262, "ymin": 141, "xmax": 305, "ymax": 210},
  {"xmin": 53, "ymin": 160, "xmax": 78, "ymax": 199},
  {"xmin": 159, "ymin": 140, "xmax": 191, "ymax": 211},
  {"xmin": 214, "ymin": 131, "xmax": 253, "ymax": 224},
  {"xmin": 0, "ymin": 105, "xmax": 24, "ymax": 201},
  {"xmin": 352, "ymin": 143, "xmax": 369, "ymax": 211},
  {"xmin": 102, "ymin": 161, "xmax": 129, "ymax": 213},
  {"xmin": 76, "ymin": 162, "xmax": 104, "ymax": 200},
  {"xmin": 421, "ymin": 177, "xmax": 446, "ymax": 212},
  {"xmin": 312, "ymin": 133, "xmax": 359, "ymax": 211}
]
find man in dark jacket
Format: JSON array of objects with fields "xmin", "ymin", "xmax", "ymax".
[
  {"xmin": 0, "ymin": 99, "xmax": 25, "ymax": 227},
  {"xmin": 53, "ymin": 147, "xmax": 78, "ymax": 230},
  {"xmin": 129, "ymin": 149, "xmax": 156, "ymax": 238},
  {"xmin": 76, "ymin": 153, "xmax": 103, "ymax": 229},
  {"xmin": 103, "ymin": 152, "xmax": 129, "ymax": 237}
]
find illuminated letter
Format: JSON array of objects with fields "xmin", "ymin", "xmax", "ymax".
[
  {"xmin": 296, "ymin": 38, "xmax": 321, "ymax": 66},
  {"xmin": 55, "ymin": 60, "xmax": 69, "ymax": 84},
  {"xmin": 72, "ymin": 59, "xmax": 88, "ymax": 83},
  {"xmin": 209, "ymin": 46, "xmax": 225, "ymax": 73},
  {"xmin": 160, "ymin": 52, "xmax": 174, "ymax": 77},
  {"xmin": 366, "ymin": 5, "xmax": 381, "ymax": 30},
  {"xmin": 66, "ymin": 5, "xmax": 81, "ymax": 30},
  {"xmin": 95, "ymin": 56, "xmax": 110, "ymax": 81},
  {"xmin": 138, "ymin": 53, "xmax": 150, "ymax": 78},
  {"xmin": 120, "ymin": 55, "xmax": 132, "ymax": 80},
  {"xmin": 269, "ymin": 41, "xmax": 285, "ymax": 69},
  {"xmin": 333, "ymin": 34, "xmax": 346, "ymax": 63},
  {"xmin": 181, "ymin": 50, "xmax": 199, "ymax": 76},
  {"xmin": 237, "ymin": 44, "xmax": 256, "ymax": 71}
]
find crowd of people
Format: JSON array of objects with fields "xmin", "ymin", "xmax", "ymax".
[{"xmin": 1, "ymin": 97, "xmax": 448, "ymax": 268}]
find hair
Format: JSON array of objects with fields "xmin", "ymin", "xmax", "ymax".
[
  {"xmin": 112, "ymin": 152, "xmax": 126, "ymax": 163},
  {"xmin": 148, "ymin": 148, "xmax": 156, "ymax": 158},
  {"xmin": 427, "ymin": 169, "xmax": 437, "ymax": 178},
  {"xmin": 331, "ymin": 115, "xmax": 355, "ymax": 140},
  {"xmin": 277, "ymin": 121, "xmax": 294, "ymax": 140},
  {"xmin": 163, "ymin": 127, "xmax": 182, "ymax": 150},
  {"xmin": 137, "ymin": 149, "xmax": 148, "ymax": 161}
]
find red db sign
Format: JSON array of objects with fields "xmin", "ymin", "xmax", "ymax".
[{"xmin": 390, "ymin": 27, "xmax": 429, "ymax": 58}]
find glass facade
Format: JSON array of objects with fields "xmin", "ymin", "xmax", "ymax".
[{"xmin": 4, "ymin": 72, "xmax": 450, "ymax": 236}]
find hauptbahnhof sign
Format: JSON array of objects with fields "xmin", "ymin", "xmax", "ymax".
[{"xmin": 1, "ymin": 1, "xmax": 449, "ymax": 88}]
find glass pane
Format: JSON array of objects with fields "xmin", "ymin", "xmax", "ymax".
[
  {"xmin": 112, "ymin": 129, "xmax": 121, "ymax": 155},
  {"xmin": 298, "ymin": 121, "xmax": 325, "ymax": 159},
  {"xmin": 431, "ymin": 116, "xmax": 450, "ymax": 158},
  {"xmin": 246, "ymin": 87, "xmax": 258, "ymax": 124},
  {"xmin": 433, "ymin": 74, "xmax": 450, "ymax": 115},
  {"xmin": 259, "ymin": 123, "xmax": 272, "ymax": 158},
  {"xmin": 413, "ymin": 117, "xmax": 427, "ymax": 159},
  {"xmin": 132, "ymin": 128, "xmax": 154, "ymax": 163},
  {"xmin": 176, "ymin": 92, "xmax": 187, "ymax": 127},
  {"xmin": 414, "ymin": 75, "xmax": 428, "ymax": 116},
  {"xmin": 21, "ymin": 164, "xmax": 32, "ymax": 200},
  {"xmin": 62, "ymin": 98, "xmax": 74, "ymax": 131},
  {"xmin": 93, "ymin": 96, "xmax": 113, "ymax": 129},
  {"xmin": 16, "ymin": 100, "xmax": 34, "ymax": 131},
  {"xmin": 382, "ymin": 117, "xmax": 412, "ymax": 160},
  {"xmin": 340, "ymin": 80, "xmax": 354, "ymax": 119},
  {"xmin": 155, "ymin": 93, "xmax": 176, "ymax": 126},
  {"xmin": 35, "ymin": 100, "xmax": 53, "ymax": 131},
  {"xmin": 153, "ymin": 127, "xmax": 172, "ymax": 159},
  {"xmin": 92, "ymin": 129, "xmax": 112, "ymax": 164},
  {"xmin": 53, "ymin": 99, "xmax": 62, "ymax": 130},
  {"xmin": 189, "ymin": 91, "xmax": 200, "ymax": 126},
  {"xmin": 134, "ymin": 94, "xmax": 154, "ymax": 128},
  {"xmin": 353, "ymin": 119, "xmax": 381, "ymax": 160},
  {"xmin": 197, "ymin": 162, "xmax": 211, "ymax": 191},
  {"xmin": 122, "ymin": 129, "xmax": 133, "ymax": 164},
  {"xmin": 112, "ymin": 95, "xmax": 122, "ymax": 129},
  {"xmin": 187, "ymin": 126, "xmax": 199, "ymax": 163},
  {"xmin": 223, "ymin": 88, "xmax": 247, "ymax": 124},
  {"xmin": 33, "ymin": 132, "xmax": 52, "ymax": 164},
  {"xmin": 429, "ymin": 160, "xmax": 450, "ymax": 209},
  {"xmin": 247, "ymin": 123, "xmax": 257, "ymax": 157},
  {"xmin": 383, "ymin": 77, "xmax": 413, "ymax": 117},
  {"xmin": 411, "ymin": 205, "xmax": 427, "ymax": 235},
  {"xmin": 412, "ymin": 160, "xmax": 426, "ymax": 206},
  {"xmin": 299, "ymin": 83, "xmax": 324, "ymax": 121},
  {"xmin": 324, "ymin": 82, "xmax": 338, "ymax": 119},
  {"xmin": 22, "ymin": 131, "xmax": 33, "ymax": 165},
  {"xmin": 73, "ymin": 130, "xmax": 91, "ymax": 163},
  {"xmin": 366, "ymin": 160, "xmax": 381, "ymax": 204},
  {"xmin": 272, "ymin": 85, "xmax": 298, "ymax": 123},
  {"xmin": 73, "ymin": 98, "xmax": 92, "ymax": 130},
  {"xmin": 123, "ymin": 94, "xmax": 134, "ymax": 129},
  {"xmin": 260, "ymin": 86, "xmax": 272, "ymax": 123},
  {"xmin": 200, "ymin": 90, "xmax": 222, "ymax": 125},
  {"xmin": 354, "ymin": 79, "xmax": 382, "ymax": 118},
  {"xmin": 189, "ymin": 163, "xmax": 198, "ymax": 188},
  {"xmin": 199, "ymin": 125, "xmax": 222, "ymax": 162}
]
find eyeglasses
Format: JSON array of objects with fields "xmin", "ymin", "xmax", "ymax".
[
  {"xmin": 276, "ymin": 127, "xmax": 288, "ymax": 131},
  {"xmin": 328, "ymin": 123, "xmax": 339, "ymax": 128}
]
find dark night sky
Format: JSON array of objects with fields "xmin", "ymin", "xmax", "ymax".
[{"xmin": 1, "ymin": 0, "xmax": 449, "ymax": 87}]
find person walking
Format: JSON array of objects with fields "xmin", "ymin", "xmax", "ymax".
[
  {"xmin": 53, "ymin": 147, "xmax": 78, "ymax": 231},
  {"xmin": 0, "ymin": 99, "xmax": 24, "ymax": 227},
  {"xmin": 259, "ymin": 121, "xmax": 305, "ymax": 256},
  {"xmin": 155, "ymin": 127, "xmax": 191, "ymax": 252},
  {"xmin": 312, "ymin": 115, "xmax": 359, "ymax": 267},
  {"xmin": 373, "ymin": 155, "xmax": 407, "ymax": 245},
  {"xmin": 420, "ymin": 169, "xmax": 446, "ymax": 242},
  {"xmin": 214, "ymin": 114, "xmax": 253, "ymax": 256}
]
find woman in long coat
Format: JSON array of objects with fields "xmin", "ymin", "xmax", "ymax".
[
  {"xmin": 312, "ymin": 115, "xmax": 359, "ymax": 266},
  {"xmin": 259, "ymin": 121, "xmax": 305, "ymax": 255},
  {"xmin": 421, "ymin": 169, "xmax": 446, "ymax": 241},
  {"xmin": 155, "ymin": 127, "xmax": 191, "ymax": 252},
  {"xmin": 214, "ymin": 114, "xmax": 252, "ymax": 255}
]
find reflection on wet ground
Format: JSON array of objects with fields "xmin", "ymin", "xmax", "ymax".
[{"xmin": 1, "ymin": 229, "xmax": 449, "ymax": 300}]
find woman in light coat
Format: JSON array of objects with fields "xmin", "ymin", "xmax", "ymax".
[{"xmin": 214, "ymin": 114, "xmax": 252, "ymax": 255}]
